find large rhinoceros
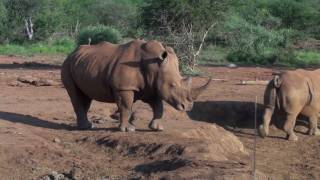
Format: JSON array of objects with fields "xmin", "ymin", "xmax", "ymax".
[
  {"xmin": 61, "ymin": 39, "xmax": 210, "ymax": 132},
  {"xmin": 259, "ymin": 69, "xmax": 320, "ymax": 141}
]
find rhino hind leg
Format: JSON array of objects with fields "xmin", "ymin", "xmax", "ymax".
[
  {"xmin": 62, "ymin": 73, "xmax": 92, "ymax": 130},
  {"xmin": 117, "ymin": 91, "xmax": 135, "ymax": 132},
  {"xmin": 73, "ymin": 94, "xmax": 92, "ymax": 130},
  {"xmin": 148, "ymin": 99, "xmax": 164, "ymax": 131},
  {"xmin": 259, "ymin": 107, "xmax": 274, "ymax": 138},
  {"xmin": 308, "ymin": 115, "xmax": 320, "ymax": 136},
  {"xmin": 283, "ymin": 113, "xmax": 298, "ymax": 141}
]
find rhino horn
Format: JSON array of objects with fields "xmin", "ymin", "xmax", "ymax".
[
  {"xmin": 190, "ymin": 78, "xmax": 211, "ymax": 100},
  {"xmin": 182, "ymin": 76, "xmax": 192, "ymax": 89}
]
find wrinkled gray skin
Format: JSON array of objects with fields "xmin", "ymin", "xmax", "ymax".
[
  {"xmin": 61, "ymin": 39, "xmax": 210, "ymax": 132},
  {"xmin": 259, "ymin": 69, "xmax": 320, "ymax": 141}
]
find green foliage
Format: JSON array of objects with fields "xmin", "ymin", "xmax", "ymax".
[
  {"xmin": 77, "ymin": 25, "xmax": 122, "ymax": 45},
  {"xmin": 89, "ymin": 0, "xmax": 141, "ymax": 37},
  {"xmin": 294, "ymin": 50, "xmax": 320, "ymax": 66},
  {"xmin": 199, "ymin": 45, "xmax": 229, "ymax": 65},
  {"xmin": 0, "ymin": 1, "xmax": 7, "ymax": 41},
  {"xmin": 140, "ymin": 0, "xmax": 227, "ymax": 35},
  {"xmin": 221, "ymin": 0, "xmax": 304, "ymax": 64},
  {"xmin": 0, "ymin": 0, "xmax": 319, "ymax": 69},
  {"xmin": 0, "ymin": 38, "xmax": 75, "ymax": 56}
]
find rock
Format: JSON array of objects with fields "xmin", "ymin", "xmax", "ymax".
[
  {"xmin": 93, "ymin": 119, "xmax": 105, "ymax": 124},
  {"xmin": 53, "ymin": 137, "xmax": 61, "ymax": 143},
  {"xmin": 70, "ymin": 167, "xmax": 82, "ymax": 180},
  {"xmin": 227, "ymin": 63, "xmax": 237, "ymax": 68},
  {"xmin": 8, "ymin": 81, "xmax": 26, "ymax": 87},
  {"xmin": 40, "ymin": 175, "xmax": 51, "ymax": 180},
  {"xmin": 40, "ymin": 171, "xmax": 71, "ymax": 180},
  {"xmin": 37, "ymin": 78, "xmax": 58, "ymax": 86},
  {"xmin": 17, "ymin": 75, "xmax": 39, "ymax": 84}
]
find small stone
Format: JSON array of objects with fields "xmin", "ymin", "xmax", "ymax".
[
  {"xmin": 94, "ymin": 119, "xmax": 104, "ymax": 124},
  {"xmin": 53, "ymin": 137, "xmax": 61, "ymax": 143},
  {"xmin": 70, "ymin": 167, "xmax": 82, "ymax": 180},
  {"xmin": 40, "ymin": 175, "xmax": 51, "ymax": 180},
  {"xmin": 56, "ymin": 173, "xmax": 65, "ymax": 180},
  {"xmin": 227, "ymin": 63, "xmax": 237, "ymax": 68}
]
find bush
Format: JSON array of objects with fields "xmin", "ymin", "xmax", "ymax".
[{"xmin": 77, "ymin": 25, "xmax": 122, "ymax": 45}]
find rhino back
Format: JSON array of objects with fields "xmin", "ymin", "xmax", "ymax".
[
  {"xmin": 279, "ymin": 70, "xmax": 320, "ymax": 114},
  {"xmin": 67, "ymin": 41, "xmax": 145, "ymax": 102}
]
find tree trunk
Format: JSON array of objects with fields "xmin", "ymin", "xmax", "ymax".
[{"xmin": 24, "ymin": 17, "xmax": 33, "ymax": 40}]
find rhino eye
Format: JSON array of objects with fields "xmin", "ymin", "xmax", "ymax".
[{"xmin": 170, "ymin": 83, "xmax": 177, "ymax": 88}]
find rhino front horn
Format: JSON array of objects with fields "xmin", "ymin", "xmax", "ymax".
[{"xmin": 191, "ymin": 77, "xmax": 211, "ymax": 100}]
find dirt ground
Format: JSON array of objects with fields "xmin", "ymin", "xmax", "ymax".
[{"xmin": 1, "ymin": 55, "xmax": 320, "ymax": 180}]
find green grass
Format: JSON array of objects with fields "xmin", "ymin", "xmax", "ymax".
[
  {"xmin": 0, "ymin": 38, "xmax": 76, "ymax": 56},
  {"xmin": 198, "ymin": 45, "xmax": 229, "ymax": 65},
  {"xmin": 294, "ymin": 50, "xmax": 320, "ymax": 66}
]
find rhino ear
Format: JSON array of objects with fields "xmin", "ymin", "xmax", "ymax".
[{"xmin": 160, "ymin": 51, "xmax": 168, "ymax": 64}]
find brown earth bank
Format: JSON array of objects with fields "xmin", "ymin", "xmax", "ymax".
[{"xmin": 0, "ymin": 55, "xmax": 320, "ymax": 180}]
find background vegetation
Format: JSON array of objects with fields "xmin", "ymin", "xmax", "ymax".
[{"xmin": 0, "ymin": 0, "xmax": 319, "ymax": 73}]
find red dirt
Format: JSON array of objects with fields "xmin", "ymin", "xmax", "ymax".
[{"xmin": 1, "ymin": 55, "xmax": 320, "ymax": 179}]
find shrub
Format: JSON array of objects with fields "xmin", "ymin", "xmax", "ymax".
[{"xmin": 77, "ymin": 25, "xmax": 122, "ymax": 45}]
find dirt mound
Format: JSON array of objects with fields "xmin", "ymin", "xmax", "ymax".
[
  {"xmin": 181, "ymin": 125, "xmax": 248, "ymax": 161},
  {"xmin": 84, "ymin": 122, "xmax": 252, "ymax": 179}
]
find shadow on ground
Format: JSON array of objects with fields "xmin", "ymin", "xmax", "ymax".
[
  {"xmin": 134, "ymin": 158, "xmax": 189, "ymax": 174},
  {"xmin": 187, "ymin": 101, "xmax": 310, "ymax": 135},
  {"xmin": 187, "ymin": 101, "xmax": 264, "ymax": 129},
  {"xmin": 0, "ymin": 62, "xmax": 61, "ymax": 70},
  {"xmin": 0, "ymin": 111, "xmax": 123, "ymax": 132},
  {"xmin": 0, "ymin": 111, "xmax": 72, "ymax": 130}
]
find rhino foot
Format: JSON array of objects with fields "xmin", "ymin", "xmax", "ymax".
[
  {"xmin": 309, "ymin": 128, "xmax": 320, "ymax": 136},
  {"xmin": 77, "ymin": 122, "xmax": 93, "ymax": 130},
  {"xmin": 149, "ymin": 121, "xmax": 164, "ymax": 131},
  {"xmin": 119, "ymin": 124, "xmax": 135, "ymax": 132},
  {"xmin": 314, "ymin": 130, "xmax": 320, "ymax": 136},
  {"xmin": 258, "ymin": 125, "xmax": 268, "ymax": 138},
  {"xmin": 287, "ymin": 134, "xmax": 298, "ymax": 141}
]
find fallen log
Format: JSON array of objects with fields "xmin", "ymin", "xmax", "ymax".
[
  {"xmin": 239, "ymin": 80, "xmax": 269, "ymax": 85},
  {"xmin": 17, "ymin": 75, "xmax": 58, "ymax": 86}
]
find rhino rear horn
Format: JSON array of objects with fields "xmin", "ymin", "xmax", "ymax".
[
  {"xmin": 190, "ymin": 78, "xmax": 211, "ymax": 100},
  {"xmin": 182, "ymin": 76, "xmax": 192, "ymax": 89}
]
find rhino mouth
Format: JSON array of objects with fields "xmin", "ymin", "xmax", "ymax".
[{"xmin": 176, "ymin": 104, "xmax": 185, "ymax": 111}]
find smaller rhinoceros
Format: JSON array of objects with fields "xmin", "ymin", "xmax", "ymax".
[
  {"xmin": 259, "ymin": 69, "xmax": 320, "ymax": 141},
  {"xmin": 61, "ymin": 39, "xmax": 210, "ymax": 132}
]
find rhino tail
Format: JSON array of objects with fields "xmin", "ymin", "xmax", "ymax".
[{"xmin": 274, "ymin": 75, "xmax": 281, "ymax": 88}]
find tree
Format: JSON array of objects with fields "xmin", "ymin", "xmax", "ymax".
[
  {"xmin": 89, "ymin": 0, "xmax": 141, "ymax": 37},
  {"xmin": 140, "ymin": 0, "xmax": 229, "ymax": 72},
  {"xmin": 0, "ymin": 0, "xmax": 7, "ymax": 41}
]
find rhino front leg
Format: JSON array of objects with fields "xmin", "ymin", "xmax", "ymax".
[
  {"xmin": 149, "ymin": 99, "xmax": 164, "ymax": 131},
  {"xmin": 117, "ymin": 91, "xmax": 135, "ymax": 132},
  {"xmin": 308, "ymin": 115, "xmax": 320, "ymax": 136}
]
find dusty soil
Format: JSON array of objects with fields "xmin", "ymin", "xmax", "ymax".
[{"xmin": 0, "ymin": 55, "xmax": 320, "ymax": 180}]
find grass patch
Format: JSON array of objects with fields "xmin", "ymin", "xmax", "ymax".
[
  {"xmin": 198, "ymin": 45, "xmax": 229, "ymax": 65},
  {"xmin": 0, "ymin": 38, "xmax": 76, "ymax": 56},
  {"xmin": 294, "ymin": 50, "xmax": 320, "ymax": 66}
]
